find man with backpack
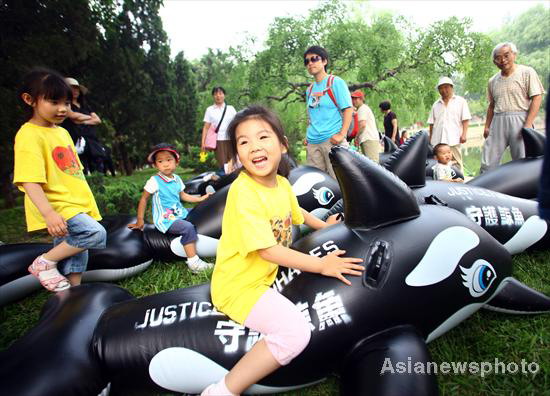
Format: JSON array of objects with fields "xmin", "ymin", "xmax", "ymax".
[
  {"xmin": 351, "ymin": 90, "xmax": 380, "ymax": 163},
  {"xmin": 304, "ymin": 45, "xmax": 352, "ymax": 179}
]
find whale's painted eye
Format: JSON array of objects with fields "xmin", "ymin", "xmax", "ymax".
[
  {"xmin": 472, "ymin": 265, "xmax": 495, "ymax": 295},
  {"xmin": 313, "ymin": 187, "xmax": 335, "ymax": 206},
  {"xmin": 322, "ymin": 189, "xmax": 334, "ymax": 203},
  {"xmin": 460, "ymin": 260, "xmax": 497, "ymax": 298}
]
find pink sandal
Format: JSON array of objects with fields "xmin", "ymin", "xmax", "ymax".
[{"xmin": 28, "ymin": 256, "xmax": 71, "ymax": 292}]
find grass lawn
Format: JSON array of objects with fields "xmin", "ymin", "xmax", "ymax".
[{"xmin": 0, "ymin": 154, "xmax": 548, "ymax": 396}]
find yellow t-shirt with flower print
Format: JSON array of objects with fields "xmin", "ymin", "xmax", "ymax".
[
  {"xmin": 211, "ymin": 172, "xmax": 305, "ymax": 324},
  {"xmin": 13, "ymin": 122, "xmax": 101, "ymax": 231}
]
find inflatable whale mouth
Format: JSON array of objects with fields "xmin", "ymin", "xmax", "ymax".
[{"xmin": 1, "ymin": 144, "xmax": 549, "ymax": 396}]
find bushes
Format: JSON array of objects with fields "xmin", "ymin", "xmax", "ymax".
[
  {"xmin": 87, "ymin": 173, "xmax": 142, "ymax": 216},
  {"xmin": 179, "ymin": 146, "xmax": 218, "ymax": 173}
]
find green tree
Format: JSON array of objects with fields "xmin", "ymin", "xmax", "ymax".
[
  {"xmin": 0, "ymin": 0, "xmax": 99, "ymax": 207},
  {"xmin": 491, "ymin": 4, "xmax": 550, "ymax": 90},
  {"xmin": 0, "ymin": 0, "xmax": 199, "ymax": 206},
  {"xmin": 239, "ymin": 0, "xmax": 493, "ymax": 146},
  {"xmin": 173, "ymin": 52, "xmax": 199, "ymax": 149}
]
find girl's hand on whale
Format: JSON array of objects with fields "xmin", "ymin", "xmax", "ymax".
[{"xmin": 320, "ymin": 250, "xmax": 364, "ymax": 285}]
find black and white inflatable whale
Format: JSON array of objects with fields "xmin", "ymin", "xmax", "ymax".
[
  {"xmin": 2, "ymin": 146, "xmax": 548, "ymax": 396},
  {"xmin": 467, "ymin": 127, "xmax": 545, "ymax": 199},
  {"xmin": 327, "ymin": 130, "xmax": 550, "ymax": 259},
  {"xmin": 0, "ymin": 166, "xmax": 341, "ymax": 307}
]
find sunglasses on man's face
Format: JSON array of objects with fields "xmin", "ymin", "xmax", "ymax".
[{"xmin": 304, "ymin": 55, "xmax": 322, "ymax": 66}]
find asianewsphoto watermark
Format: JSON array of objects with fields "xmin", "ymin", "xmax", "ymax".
[{"xmin": 380, "ymin": 357, "xmax": 540, "ymax": 378}]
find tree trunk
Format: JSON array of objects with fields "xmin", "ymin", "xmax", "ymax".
[
  {"xmin": 0, "ymin": 172, "xmax": 16, "ymax": 209},
  {"xmin": 116, "ymin": 141, "xmax": 133, "ymax": 176}
]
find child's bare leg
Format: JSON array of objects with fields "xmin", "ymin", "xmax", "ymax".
[
  {"xmin": 66, "ymin": 272, "xmax": 83, "ymax": 286},
  {"xmin": 182, "ymin": 243, "xmax": 197, "ymax": 258},
  {"xmin": 43, "ymin": 241, "xmax": 85, "ymax": 262},
  {"xmin": 225, "ymin": 339, "xmax": 280, "ymax": 394}
]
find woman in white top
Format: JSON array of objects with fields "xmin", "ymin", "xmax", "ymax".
[{"xmin": 201, "ymin": 86, "xmax": 237, "ymax": 168}]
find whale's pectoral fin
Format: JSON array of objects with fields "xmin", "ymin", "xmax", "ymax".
[
  {"xmin": 340, "ymin": 326, "xmax": 438, "ymax": 396},
  {"xmin": 483, "ymin": 277, "xmax": 550, "ymax": 314}
]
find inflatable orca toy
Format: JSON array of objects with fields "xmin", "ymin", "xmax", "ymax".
[
  {"xmin": 144, "ymin": 164, "xmax": 340, "ymax": 256},
  {"xmin": 2, "ymin": 146, "xmax": 548, "ymax": 396},
  {"xmin": 181, "ymin": 171, "xmax": 225, "ymax": 195},
  {"xmin": 184, "ymin": 171, "xmax": 240, "ymax": 196},
  {"xmin": 467, "ymin": 128, "xmax": 545, "ymax": 199},
  {"xmin": 0, "ymin": 215, "xmax": 155, "ymax": 306},
  {"xmin": 382, "ymin": 131, "xmax": 550, "ymax": 253},
  {"xmin": 1, "ymin": 283, "xmax": 134, "ymax": 396},
  {"xmin": 0, "ymin": 167, "xmax": 340, "ymax": 307}
]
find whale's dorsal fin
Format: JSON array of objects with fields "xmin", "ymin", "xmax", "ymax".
[
  {"xmin": 382, "ymin": 134, "xmax": 398, "ymax": 152},
  {"xmin": 329, "ymin": 146, "xmax": 420, "ymax": 229},
  {"xmin": 522, "ymin": 128, "xmax": 546, "ymax": 158},
  {"xmin": 384, "ymin": 130, "xmax": 429, "ymax": 188}
]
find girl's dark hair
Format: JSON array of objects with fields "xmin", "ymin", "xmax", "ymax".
[
  {"xmin": 226, "ymin": 105, "xmax": 292, "ymax": 178},
  {"xmin": 304, "ymin": 45, "xmax": 329, "ymax": 71},
  {"xmin": 19, "ymin": 67, "xmax": 72, "ymax": 120},
  {"xmin": 379, "ymin": 100, "xmax": 392, "ymax": 111},
  {"xmin": 211, "ymin": 86, "xmax": 226, "ymax": 95}
]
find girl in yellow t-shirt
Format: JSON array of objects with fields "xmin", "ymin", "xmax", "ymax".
[
  {"xmin": 13, "ymin": 68, "xmax": 106, "ymax": 293},
  {"xmin": 204, "ymin": 106, "xmax": 364, "ymax": 396}
]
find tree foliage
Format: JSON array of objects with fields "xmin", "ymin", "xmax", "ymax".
[
  {"xmin": 491, "ymin": 4, "xmax": 549, "ymax": 90},
  {"xmin": 0, "ymin": 0, "xmax": 198, "ymax": 207},
  {"xmin": 228, "ymin": 1, "xmax": 495, "ymax": 149},
  {"xmin": 1, "ymin": 0, "xmax": 545, "ymax": 208}
]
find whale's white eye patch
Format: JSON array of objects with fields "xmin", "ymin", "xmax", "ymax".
[
  {"xmin": 406, "ymin": 226, "xmax": 479, "ymax": 287},
  {"xmin": 292, "ymin": 173, "xmax": 326, "ymax": 196}
]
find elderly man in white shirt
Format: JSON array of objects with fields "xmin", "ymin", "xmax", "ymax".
[{"xmin": 428, "ymin": 76, "xmax": 471, "ymax": 173}]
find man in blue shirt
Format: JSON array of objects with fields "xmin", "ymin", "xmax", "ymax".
[{"xmin": 304, "ymin": 46, "xmax": 352, "ymax": 179}]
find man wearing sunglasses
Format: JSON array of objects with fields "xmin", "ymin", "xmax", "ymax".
[{"xmin": 303, "ymin": 45, "xmax": 352, "ymax": 179}]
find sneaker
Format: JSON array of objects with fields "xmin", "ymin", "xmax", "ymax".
[{"xmin": 187, "ymin": 257, "xmax": 213, "ymax": 273}]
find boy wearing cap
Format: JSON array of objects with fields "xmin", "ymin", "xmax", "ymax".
[
  {"xmin": 427, "ymin": 77, "xmax": 471, "ymax": 173},
  {"xmin": 351, "ymin": 90, "xmax": 380, "ymax": 163},
  {"xmin": 128, "ymin": 143, "xmax": 213, "ymax": 273}
]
